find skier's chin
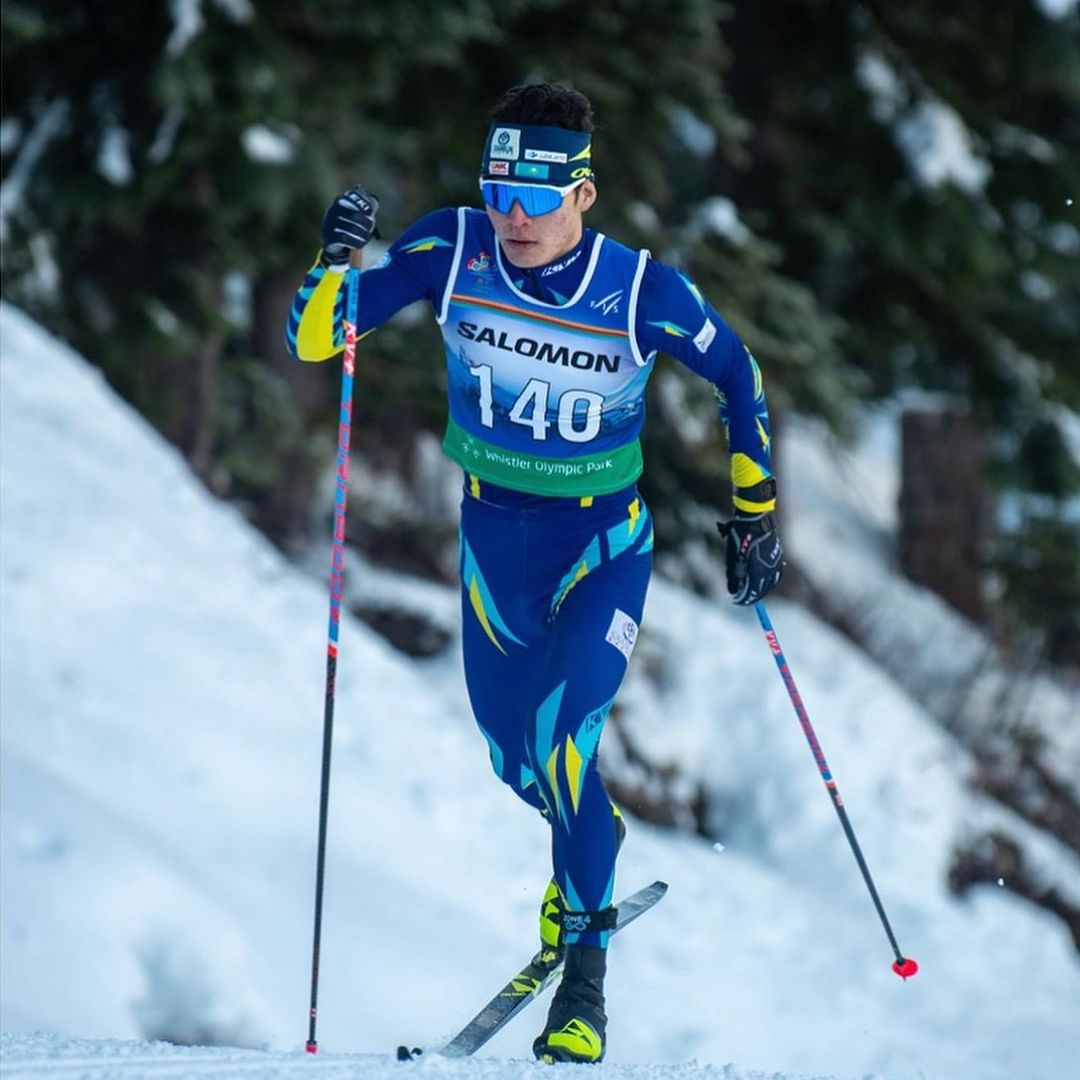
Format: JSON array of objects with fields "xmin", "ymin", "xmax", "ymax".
[{"xmin": 500, "ymin": 237, "xmax": 541, "ymax": 266}]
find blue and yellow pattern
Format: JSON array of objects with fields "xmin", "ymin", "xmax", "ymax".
[
  {"xmin": 535, "ymin": 681, "xmax": 567, "ymax": 821},
  {"xmin": 401, "ymin": 235, "xmax": 454, "ymax": 254},
  {"xmin": 606, "ymin": 498, "xmax": 648, "ymax": 559},
  {"xmin": 550, "ymin": 536, "xmax": 601, "ymax": 616},
  {"xmin": 459, "ymin": 482, "xmax": 649, "ymax": 947},
  {"xmin": 646, "ymin": 319, "xmax": 691, "ymax": 338},
  {"xmin": 460, "ymin": 534, "xmax": 525, "ymax": 654},
  {"xmin": 286, "ymin": 264, "xmax": 347, "ymax": 362},
  {"xmin": 568, "ymin": 700, "xmax": 612, "ymax": 813},
  {"xmin": 678, "ymin": 270, "xmax": 706, "ymax": 312}
]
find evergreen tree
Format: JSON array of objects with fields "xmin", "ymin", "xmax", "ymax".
[
  {"xmin": 3, "ymin": 0, "xmax": 341, "ymax": 521},
  {"xmin": 6, "ymin": 1, "xmax": 1075, "ymax": 651},
  {"xmin": 718, "ymin": 0, "xmax": 1080, "ymax": 651},
  {"xmin": 720, "ymin": 0, "xmax": 1079, "ymax": 423},
  {"xmin": 3, "ymin": 0, "xmax": 847, "ymax": 552}
]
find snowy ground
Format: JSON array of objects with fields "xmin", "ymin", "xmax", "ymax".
[
  {"xmin": 2, "ymin": 301, "xmax": 1079, "ymax": 1080},
  {"xmin": 0, "ymin": 1032, "xmax": 843, "ymax": 1080}
]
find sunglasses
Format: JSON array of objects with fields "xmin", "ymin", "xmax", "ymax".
[{"xmin": 479, "ymin": 176, "xmax": 589, "ymax": 217}]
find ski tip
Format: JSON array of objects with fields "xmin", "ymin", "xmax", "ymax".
[
  {"xmin": 892, "ymin": 957, "xmax": 919, "ymax": 980},
  {"xmin": 396, "ymin": 1045, "xmax": 422, "ymax": 1062},
  {"xmin": 651, "ymin": 880, "xmax": 669, "ymax": 894}
]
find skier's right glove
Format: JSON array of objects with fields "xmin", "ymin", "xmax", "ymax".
[
  {"xmin": 320, "ymin": 185, "xmax": 380, "ymax": 270},
  {"xmin": 717, "ymin": 512, "xmax": 784, "ymax": 606}
]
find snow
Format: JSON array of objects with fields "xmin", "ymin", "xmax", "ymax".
[
  {"xmin": 222, "ymin": 273, "xmax": 253, "ymax": 330},
  {"xmin": 626, "ymin": 202, "xmax": 662, "ymax": 234},
  {"xmin": 149, "ymin": 105, "xmax": 187, "ymax": 166},
  {"xmin": 241, "ymin": 125, "xmax": 299, "ymax": 165},
  {"xmin": 0, "ymin": 1034, "xmax": 840, "ymax": 1080},
  {"xmin": 856, "ymin": 52, "xmax": 992, "ymax": 195},
  {"xmin": 97, "ymin": 126, "xmax": 135, "ymax": 186},
  {"xmin": 166, "ymin": 0, "xmax": 254, "ymax": 56},
  {"xmin": 993, "ymin": 122, "xmax": 1058, "ymax": 163},
  {"xmin": 669, "ymin": 107, "xmax": 717, "ymax": 159},
  {"xmin": 24, "ymin": 234, "xmax": 62, "ymax": 305},
  {"xmin": 1045, "ymin": 222, "xmax": 1079, "ymax": 255},
  {"xmin": 1053, "ymin": 403, "xmax": 1080, "ymax": 467},
  {"xmin": 856, "ymin": 52, "xmax": 906, "ymax": 125},
  {"xmin": 1034, "ymin": 0, "xmax": 1079, "ymax": 19},
  {"xmin": 895, "ymin": 101, "xmax": 991, "ymax": 195},
  {"xmin": 675, "ymin": 198, "xmax": 753, "ymax": 251},
  {"xmin": 0, "ymin": 117, "xmax": 22, "ymax": 156},
  {"xmin": 0, "ymin": 100, "xmax": 69, "ymax": 242},
  {"xmin": 2, "ymin": 301, "xmax": 1079, "ymax": 1079},
  {"xmin": 694, "ymin": 198, "xmax": 751, "ymax": 246},
  {"xmin": 1019, "ymin": 269, "xmax": 1057, "ymax": 302},
  {"xmin": 215, "ymin": 0, "xmax": 255, "ymax": 21},
  {"xmin": 166, "ymin": 0, "xmax": 205, "ymax": 56}
]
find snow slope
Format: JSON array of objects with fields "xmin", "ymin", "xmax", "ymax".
[
  {"xmin": 0, "ymin": 1032, "xmax": 842, "ymax": 1080},
  {"xmin": 2, "ymin": 302, "xmax": 1079, "ymax": 1079}
]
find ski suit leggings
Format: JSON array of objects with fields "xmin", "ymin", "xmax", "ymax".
[{"xmin": 458, "ymin": 477, "xmax": 653, "ymax": 948}]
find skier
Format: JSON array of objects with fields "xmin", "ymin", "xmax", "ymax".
[{"xmin": 286, "ymin": 82, "xmax": 783, "ymax": 1063}]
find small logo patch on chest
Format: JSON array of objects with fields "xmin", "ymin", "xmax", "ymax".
[{"xmin": 590, "ymin": 290, "xmax": 623, "ymax": 316}]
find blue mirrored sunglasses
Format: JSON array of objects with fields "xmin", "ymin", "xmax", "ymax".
[{"xmin": 479, "ymin": 177, "xmax": 588, "ymax": 217}]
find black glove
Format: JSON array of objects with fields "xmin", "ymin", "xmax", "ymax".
[
  {"xmin": 717, "ymin": 512, "xmax": 784, "ymax": 605},
  {"xmin": 320, "ymin": 185, "xmax": 380, "ymax": 269}
]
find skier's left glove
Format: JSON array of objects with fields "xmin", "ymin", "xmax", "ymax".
[{"xmin": 717, "ymin": 512, "xmax": 784, "ymax": 605}]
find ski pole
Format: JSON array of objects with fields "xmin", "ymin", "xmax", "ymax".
[
  {"xmin": 306, "ymin": 266, "xmax": 362, "ymax": 1053},
  {"xmin": 754, "ymin": 601, "xmax": 918, "ymax": 980}
]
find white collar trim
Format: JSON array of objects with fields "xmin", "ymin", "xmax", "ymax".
[{"xmin": 494, "ymin": 233, "xmax": 606, "ymax": 309}]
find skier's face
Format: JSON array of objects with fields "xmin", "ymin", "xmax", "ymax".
[{"xmin": 486, "ymin": 181, "xmax": 596, "ymax": 269}]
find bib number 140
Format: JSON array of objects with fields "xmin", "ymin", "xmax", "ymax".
[{"xmin": 469, "ymin": 365, "xmax": 603, "ymax": 444}]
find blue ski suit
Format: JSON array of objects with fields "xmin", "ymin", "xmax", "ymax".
[{"xmin": 287, "ymin": 206, "xmax": 775, "ymax": 945}]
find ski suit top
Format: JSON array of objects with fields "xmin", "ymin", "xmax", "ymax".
[{"xmin": 286, "ymin": 206, "xmax": 775, "ymax": 511}]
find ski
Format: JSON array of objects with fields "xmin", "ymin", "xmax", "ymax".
[{"xmin": 401, "ymin": 879, "xmax": 667, "ymax": 1060}]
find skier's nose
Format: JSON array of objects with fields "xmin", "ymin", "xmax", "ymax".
[{"xmin": 507, "ymin": 201, "xmax": 531, "ymax": 226}]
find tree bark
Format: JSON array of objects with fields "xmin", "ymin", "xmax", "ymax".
[
  {"xmin": 899, "ymin": 407, "xmax": 987, "ymax": 622},
  {"xmin": 253, "ymin": 270, "xmax": 330, "ymax": 415}
]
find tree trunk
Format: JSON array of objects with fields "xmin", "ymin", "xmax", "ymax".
[
  {"xmin": 187, "ymin": 328, "xmax": 223, "ymax": 481},
  {"xmin": 899, "ymin": 407, "xmax": 987, "ymax": 622},
  {"xmin": 250, "ymin": 271, "xmax": 333, "ymax": 552},
  {"xmin": 253, "ymin": 270, "xmax": 330, "ymax": 415}
]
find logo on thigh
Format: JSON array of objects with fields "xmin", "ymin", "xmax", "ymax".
[{"xmin": 605, "ymin": 608, "xmax": 639, "ymax": 661}]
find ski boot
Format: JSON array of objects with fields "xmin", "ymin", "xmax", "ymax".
[
  {"xmin": 534, "ymin": 877, "xmax": 568, "ymax": 971},
  {"xmin": 533, "ymin": 943, "xmax": 608, "ymax": 1063},
  {"xmin": 533, "ymin": 807, "xmax": 626, "ymax": 971}
]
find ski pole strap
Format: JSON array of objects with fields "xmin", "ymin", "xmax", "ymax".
[
  {"xmin": 733, "ymin": 476, "xmax": 777, "ymax": 515},
  {"xmin": 560, "ymin": 906, "xmax": 618, "ymax": 934}
]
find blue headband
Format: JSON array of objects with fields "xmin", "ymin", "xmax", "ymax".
[{"xmin": 481, "ymin": 123, "xmax": 593, "ymax": 186}]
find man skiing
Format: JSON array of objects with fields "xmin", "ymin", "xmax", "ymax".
[{"xmin": 286, "ymin": 82, "xmax": 783, "ymax": 1063}]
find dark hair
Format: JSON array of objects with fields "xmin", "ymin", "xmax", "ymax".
[{"xmin": 489, "ymin": 82, "xmax": 595, "ymax": 132}]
